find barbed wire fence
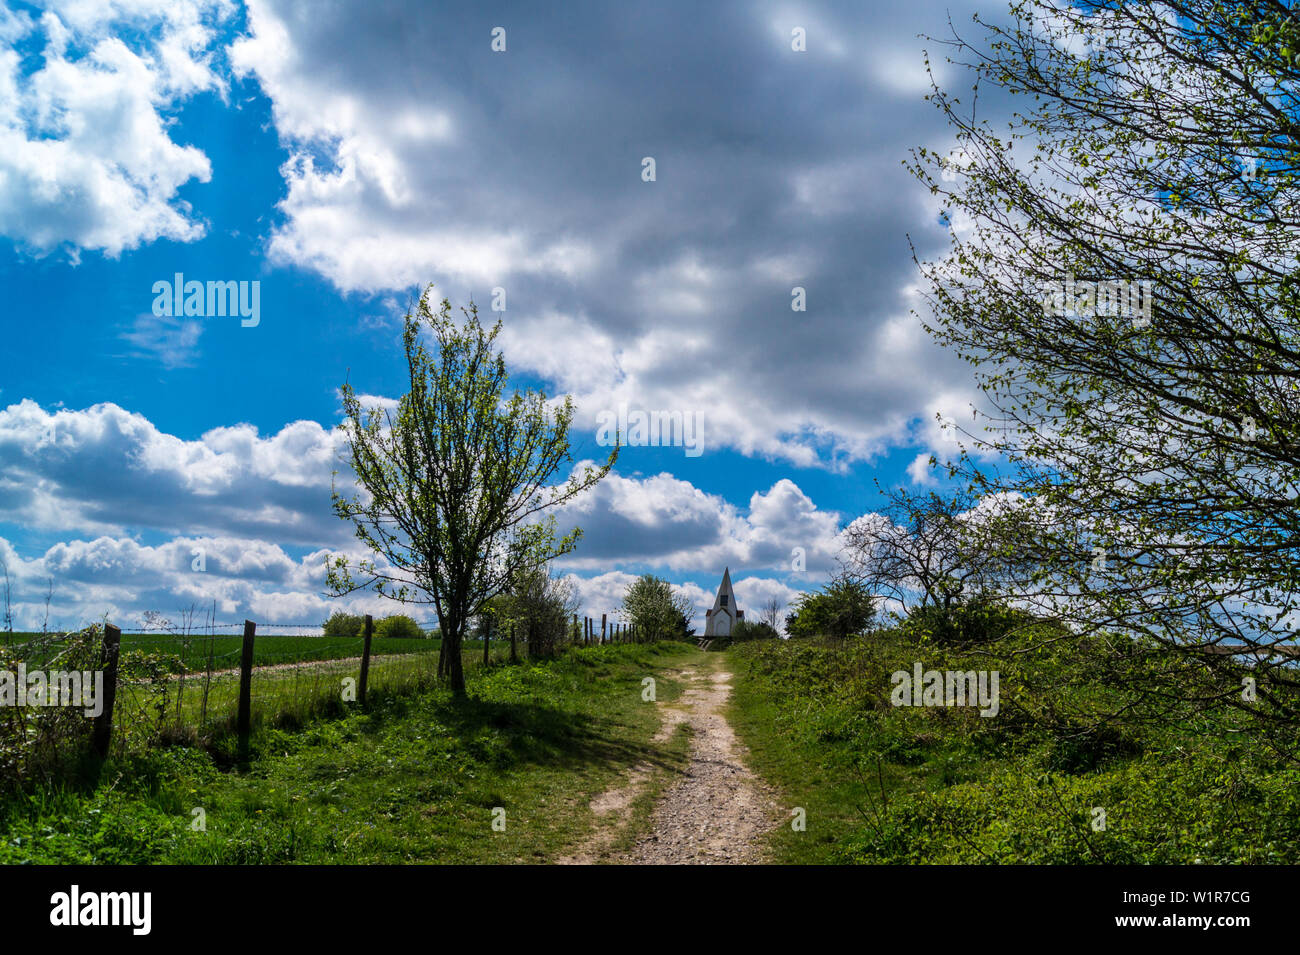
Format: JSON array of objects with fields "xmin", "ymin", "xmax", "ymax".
[{"xmin": 4, "ymin": 609, "xmax": 645, "ymax": 761}]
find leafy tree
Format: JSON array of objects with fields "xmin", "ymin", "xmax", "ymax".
[
  {"xmin": 328, "ymin": 290, "xmax": 616, "ymax": 696},
  {"xmin": 322, "ymin": 611, "xmax": 365, "ymax": 639},
  {"xmin": 785, "ymin": 576, "xmax": 875, "ymax": 640},
  {"xmin": 374, "ymin": 614, "xmax": 425, "ymax": 639},
  {"xmin": 622, "ymin": 574, "xmax": 694, "ymax": 643},
  {"xmin": 911, "ymin": 0, "xmax": 1300, "ymax": 731}
]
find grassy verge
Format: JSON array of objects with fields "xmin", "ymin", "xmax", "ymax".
[
  {"xmin": 727, "ymin": 632, "xmax": 1300, "ymax": 864},
  {"xmin": 0, "ymin": 642, "xmax": 699, "ymax": 864},
  {"xmin": 109, "ymin": 642, "xmax": 517, "ymax": 744}
]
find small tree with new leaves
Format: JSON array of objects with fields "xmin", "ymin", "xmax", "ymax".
[
  {"xmin": 622, "ymin": 574, "xmax": 694, "ymax": 643},
  {"xmin": 785, "ymin": 575, "xmax": 876, "ymax": 641},
  {"xmin": 328, "ymin": 289, "xmax": 616, "ymax": 696}
]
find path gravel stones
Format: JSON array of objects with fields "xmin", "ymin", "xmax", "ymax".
[{"xmin": 561, "ymin": 661, "xmax": 780, "ymax": 865}]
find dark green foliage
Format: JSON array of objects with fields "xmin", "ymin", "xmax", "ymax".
[
  {"xmin": 322, "ymin": 611, "xmax": 365, "ymax": 638},
  {"xmin": 785, "ymin": 576, "xmax": 875, "ymax": 640},
  {"xmin": 896, "ymin": 598, "xmax": 1033, "ymax": 646},
  {"xmin": 709, "ymin": 619, "xmax": 779, "ymax": 649},
  {"xmin": 622, "ymin": 574, "xmax": 695, "ymax": 643},
  {"xmin": 373, "ymin": 615, "xmax": 425, "ymax": 639}
]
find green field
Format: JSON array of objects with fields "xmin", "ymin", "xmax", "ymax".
[
  {"xmin": 0, "ymin": 642, "xmax": 697, "ymax": 864},
  {"xmin": 4, "ymin": 630, "xmax": 445, "ymax": 672}
]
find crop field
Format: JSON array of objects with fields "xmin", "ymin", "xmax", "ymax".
[{"xmin": 3, "ymin": 631, "xmax": 445, "ymax": 672}]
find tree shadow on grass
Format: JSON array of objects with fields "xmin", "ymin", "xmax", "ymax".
[{"xmin": 435, "ymin": 694, "xmax": 679, "ymax": 777}]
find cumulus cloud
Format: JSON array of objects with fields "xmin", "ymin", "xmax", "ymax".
[
  {"xmin": 0, "ymin": 400, "xmax": 850, "ymax": 628},
  {"xmin": 226, "ymin": 0, "xmax": 989, "ymax": 469},
  {"xmin": 0, "ymin": 399, "xmax": 345, "ymax": 544},
  {"xmin": 555, "ymin": 468, "xmax": 843, "ymax": 575},
  {"xmin": 0, "ymin": 1, "xmax": 234, "ymax": 257},
  {"xmin": 0, "ymin": 531, "xmax": 403, "ymax": 632}
]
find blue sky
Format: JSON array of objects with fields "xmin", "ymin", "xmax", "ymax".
[{"xmin": 0, "ymin": 0, "xmax": 994, "ymax": 631}]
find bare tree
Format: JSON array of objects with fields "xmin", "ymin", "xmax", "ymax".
[
  {"xmin": 0, "ymin": 556, "xmax": 12, "ymax": 639},
  {"xmin": 840, "ymin": 485, "xmax": 1033, "ymax": 617},
  {"xmin": 40, "ymin": 577, "xmax": 52, "ymax": 636}
]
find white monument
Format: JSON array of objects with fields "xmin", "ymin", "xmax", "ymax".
[{"xmin": 703, "ymin": 567, "xmax": 743, "ymax": 637}]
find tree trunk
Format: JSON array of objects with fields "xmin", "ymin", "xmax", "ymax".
[{"xmin": 445, "ymin": 622, "xmax": 467, "ymax": 697}]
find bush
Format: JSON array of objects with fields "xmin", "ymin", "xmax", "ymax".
[
  {"xmin": 622, "ymin": 574, "xmax": 696, "ymax": 643},
  {"xmin": 785, "ymin": 576, "xmax": 875, "ymax": 640},
  {"xmin": 896, "ymin": 598, "xmax": 1031, "ymax": 646},
  {"xmin": 711, "ymin": 619, "xmax": 779, "ymax": 648},
  {"xmin": 322, "ymin": 612, "xmax": 365, "ymax": 639},
  {"xmin": 0, "ymin": 626, "xmax": 181, "ymax": 792},
  {"xmin": 374, "ymin": 615, "xmax": 425, "ymax": 639}
]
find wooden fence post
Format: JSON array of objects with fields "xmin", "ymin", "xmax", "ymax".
[
  {"xmin": 359, "ymin": 614, "xmax": 373, "ymax": 706},
  {"xmin": 601, "ymin": 613, "xmax": 607, "ymax": 644},
  {"xmin": 572, "ymin": 613, "xmax": 578, "ymax": 645},
  {"xmin": 91, "ymin": 624, "xmax": 122, "ymax": 760},
  {"xmin": 237, "ymin": 619, "xmax": 255, "ymax": 758},
  {"xmin": 510, "ymin": 622, "xmax": 518, "ymax": 663},
  {"xmin": 483, "ymin": 617, "xmax": 491, "ymax": 667}
]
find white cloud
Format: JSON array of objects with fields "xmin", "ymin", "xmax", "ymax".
[
  {"xmin": 0, "ymin": 399, "xmax": 344, "ymax": 542},
  {"xmin": 556, "ymin": 467, "xmax": 843, "ymax": 577},
  {"xmin": 118, "ymin": 313, "xmax": 204, "ymax": 368},
  {"xmin": 907, "ymin": 451, "xmax": 936, "ymax": 485},
  {"xmin": 0, "ymin": 398, "xmax": 849, "ymax": 629},
  {"xmin": 0, "ymin": 531, "xmax": 403, "ymax": 632},
  {"xmin": 222, "ymin": 0, "xmax": 992, "ymax": 470},
  {"xmin": 0, "ymin": 1, "xmax": 232, "ymax": 256}
]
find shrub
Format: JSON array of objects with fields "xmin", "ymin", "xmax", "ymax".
[
  {"xmin": 374, "ymin": 615, "xmax": 425, "ymax": 639},
  {"xmin": 622, "ymin": 574, "xmax": 696, "ymax": 643},
  {"xmin": 896, "ymin": 598, "xmax": 1031, "ymax": 646},
  {"xmin": 711, "ymin": 619, "xmax": 779, "ymax": 648},
  {"xmin": 0, "ymin": 626, "xmax": 180, "ymax": 792},
  {"xmin": 322, "ymin": 612, "xmax": 365, "ymax": 639},
  {"xmin": 785, "ymin": 576, "xmax": 875, "ymax": 640}
]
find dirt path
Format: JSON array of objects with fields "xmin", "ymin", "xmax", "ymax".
[{"xmin": 561, "ymin": 657, "xmax": 780, "ymax": 865}]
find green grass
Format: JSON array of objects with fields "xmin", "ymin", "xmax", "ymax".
[
  {"xmin": 0, "ymin": 642, "xmax": 702, "ymax": 864},
  {"xmin": 727, "ymin": 631, "xmax": 1300, "ymax": 864}
]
